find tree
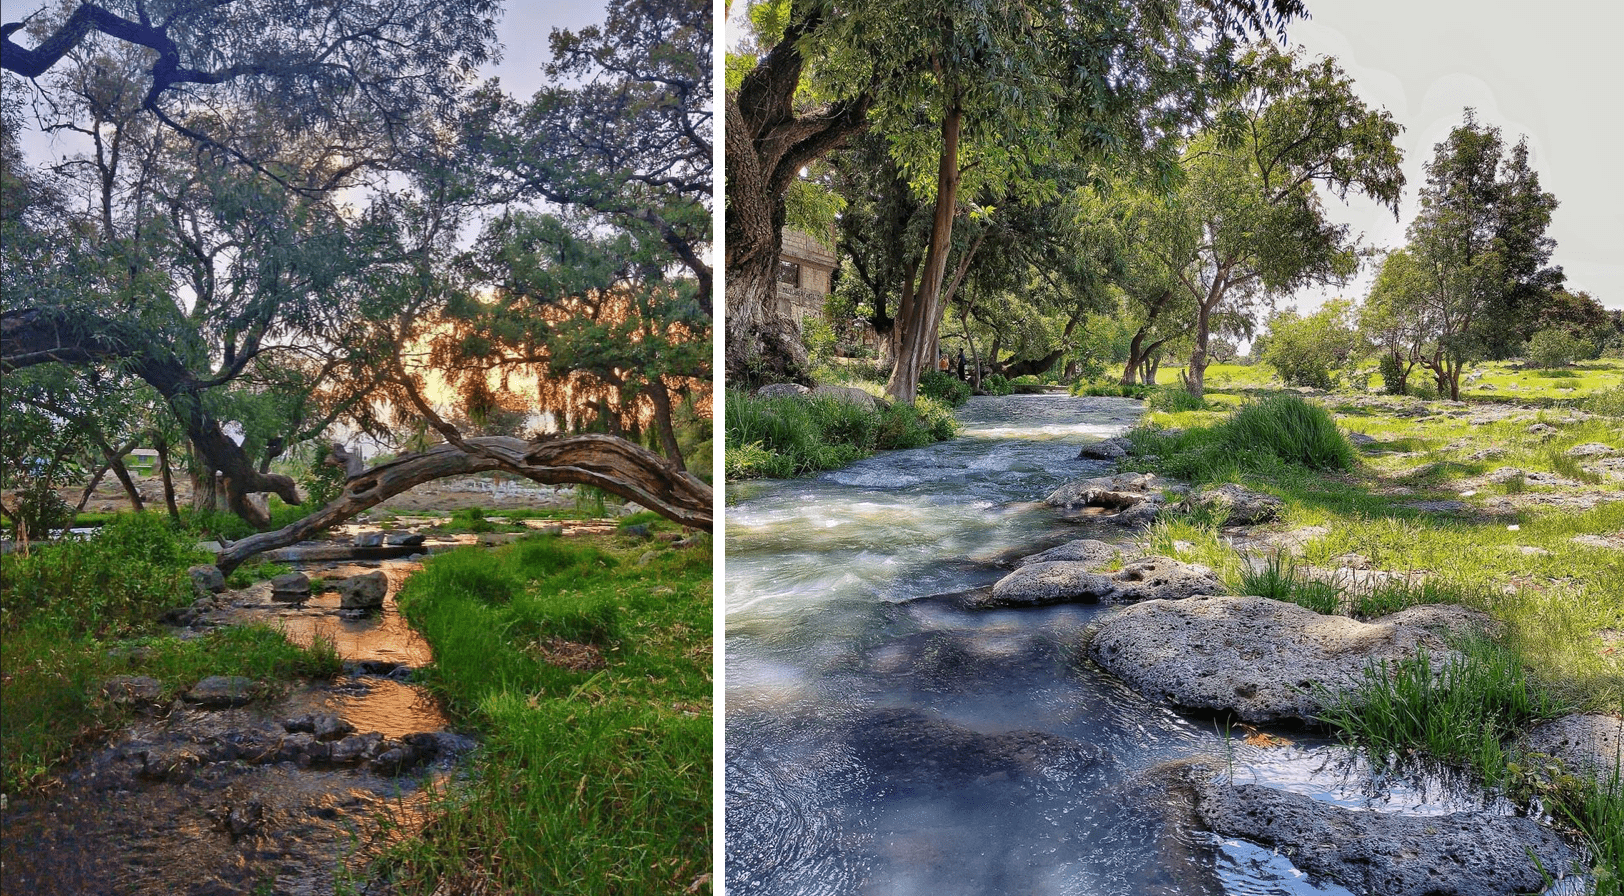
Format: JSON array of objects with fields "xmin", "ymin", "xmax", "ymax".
[
  {"xmin": 1146, "ymin": 47, "xmax": 1403, "ymax": 398},
  {"xmin": 1376, "ymin": 110, "xmax": 1562, "ymax": 399},
  {"xmin": 724, "ymin": 0, "xmax": 1310, "ymax": 394},
  {"xmin": 1262, "ymin": 299, "xmax": 1360, "ymax": 388}
]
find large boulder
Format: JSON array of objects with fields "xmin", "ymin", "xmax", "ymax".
[
  {"xmin": 1179, "ymin": 484, "xmax": 1282, "ymax": 526},
  {"xmin": 269, "ymin": 571, "xmax": 311, "ymax": 604},
  {"xmin": 1194, "ymin": 780, "xmax": 1579, "ymax": 896},
  {"xmin": 1046, "ymin": 472, "xmax": 1167, "ymax": 528},
  {"xmin": 981, "ymin": 556, "xmax": 1223, "ymax": 609},
  {"xmin": 1086, "ymin": 596, "xmax": 1460, "ymax": 723},
  {"xmin": 336, "ymin": 570, "xmax": 388, "ymax": 610},
  {"xmin": 1077, "ymin": 436, "xmax": 1130, "ymax": 460},
  {"xmin": 812, "ymin": 384, "xmax": 883, "ymax": 412},
  {"xmin": 187, "ymin": 565, "xmax": 225, "ymax": 594},
  {"xmin": 754, "ymin": 383, "xmax": 810, "ymax": 400}
]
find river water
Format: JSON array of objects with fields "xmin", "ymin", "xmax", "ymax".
[{"xmin": 724, "ymin": 394, "xmax": 1489, "ymax": 896}]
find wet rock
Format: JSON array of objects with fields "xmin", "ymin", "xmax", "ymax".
[
  {"xmin": 404, "ymin": 730, "xmax": 477, "ymax": 759},
  {"xmin": 329, "ymin": 732, "xmax": 383, "ymax": 763},
  {"xmin": 188, "ymin": 565, "xmax": 226, "ymax": 594},
  {"xmin": 982, "ymin": 556, "xmax": 1222, "ymax": 609},
  {"xmin": 984, "ymin": 562, "xmax": 1116, "ymax": 607},
  {"xmin": 269, "ymin": 572, "xmax": 311, "ymax": 604},
  {"xmin": 1194, "ymin": 780, "xmax": 1579, "ymax": 896},
  {"xmin": 185, "ymin": 676, "xmax": 259, "ymax": 708},
  {"xmin": 1046, "ymin": 472, "xmax": 1162, "ymax": 509},
  {"xmin": 1520, "ymin": 714, "xmax": 1623, "ymax": 786},
  {"xmin": 1179, "ymin": 484, "xmax": 1282, "ymax": 526},
  {"xmin": 336, "ymin": 570, "xmax": 388, "ymax": 610},
  {"xmin": 1086, "ymin": 596, "xmax": 1460, "ymax": 723},
  {"xmin": 352, "ymin": 531, "xmax": 385, "ymax": 548},
  {"xmin": 282, "ymin": 713, "xmax": 354, "ymax": 741},
  {"xmin": 102, "ymin": 675, "xmax": 163, "ymax": 709},
  {"xmin": 1077, "ymin": 436, "xmax": 1130, "ymax": 460},
  {"xmin": 755, "ymin": 383, "xmax": 810, "ymax": 399},
  {"xmin": 384, "ymin": 532, "xmax": 426, "ymax": 546},
  {"xmin": 1013, "ymin": 538, "xmax": 1120, "ymax": 569},
  {"xmin": 846, "ymin": 708, "xmax": 1107, "ymax": 793}
]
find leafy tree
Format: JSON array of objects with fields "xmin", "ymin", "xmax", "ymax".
[
  {"xmin": 724, "ymin": 0, "xmax": 1309, "ymax": 394},
  {"xmin": 1373, "ymin": 110, "xmax": 1563, "ymax": 399},
  {"xmin": 1262, "ymin": 299, "xmax": 1360, "ymax": 389},
  {"xmin": 1146, "ymin": 47, "xmax": 1404, "ymax": 397},
  {"xmin": 1525, "ymin": 328, "xmax": 1588, "ymax": 369}
]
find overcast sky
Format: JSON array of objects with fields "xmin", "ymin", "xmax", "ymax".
[{"xmin": 1281, "ymin": 0, "xmax": 1624, "ymax": 312}]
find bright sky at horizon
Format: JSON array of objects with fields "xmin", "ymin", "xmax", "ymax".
[{"xmin": 1281, "ymin": 0, "xmax": 1624, "ymax": 314}]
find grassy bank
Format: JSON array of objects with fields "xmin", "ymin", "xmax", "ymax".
[
  {"xmin": 725, "ymin": 385, "xmax": 957, "ymax": 479},
  {"xmin": 380, "ymin": 530, "xmax": 712, "ymax": 895},
  {"xmin": 0, "ymin": 514, "xmax": 340, "ymax": 793},
  {"xmin": 1115, "ymin": 389, "xmax": 1621, "ymax": 889}
]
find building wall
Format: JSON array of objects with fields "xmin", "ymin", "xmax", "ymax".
[{"xmin": 776, "ymin": 229, "xmax": 837, "ymax": 325}]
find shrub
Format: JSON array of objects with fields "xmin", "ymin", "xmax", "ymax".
[
  {"xmin": 5, "ymin": 476, "xmax": 73, "ymax": 540},
  {"xmin": 1526, "ymin": 327, "xmax": 1589, "ymax": 369},
  {"xmin": 918, "ymin": 370, "xmax": 972, "ymax": 407},
  {"xmin": 1378, "ymin": 353, "xmax": 1408, "ymax": 395},
  {"xmin": 1146, "ymin": 387, "xmax": 1206, "ymax": 413},
  {"xmin": 0, "ymin": 513, "xmax": 202, "ymax": 635},
  {"xmin": 980, "ymin": 374, "xmax": 1012, "ymax": 396},
  {"xmin": 1262, "ymin": 301, "xmax": 1359, "ymax": 389},
  {"xmin": 1585, "ymin": 384, "xmax": 1624, "ymax": 417}
]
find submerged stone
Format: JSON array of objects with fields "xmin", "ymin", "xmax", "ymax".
[{"xmin": 979, "ymin": 556, "xmax": 1222, "ymax": 609}]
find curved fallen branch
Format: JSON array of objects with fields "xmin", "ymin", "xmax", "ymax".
[{"xmin": 215, "ymin": 434, "xmax": 711, "ymax": 573}]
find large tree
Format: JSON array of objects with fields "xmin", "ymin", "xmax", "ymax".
[
  {"xmin": 1369, "ymin": 110, "xmax": 1562, "ymax": 399},
  {"xmin": 724, "ymin": 0, "xmax": 1308, "ymax": 396}
]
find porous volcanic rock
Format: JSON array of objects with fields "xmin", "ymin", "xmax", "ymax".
[
  {"xmin": 1520, "ymin": 714, "xmax": 1623, "ymax": 786},
  {"xmin": 754, "ymin": 383, "xmax": 810, "ymax": 400},
  {"xmin": 812, "ymin": 384, "xmax": 883, "ymax": 411},
  {"xmin": 980, "ymin": 556, "xmax": 1222, "ymax": 609},
  {"xmin": 1013, "ymin": 538, "xmax": 1121, "ymax": 569},
  {"xmin": 1194, "ymin": 780, "xmax": 1579, "ymax": 896},
  {"xmin": 1086, "ymin": 596, "xmax": 1459, "ymax": 722},
  {"xmin": 185, "ymin": 675, "xmax": 260, "ymax": 708},
  {"xmin": 1046, "ymin": 472, "xmax": 1168, "ymax": 527},
  {"xmin": 1179, "ymin": 484, "xmax": 1283, "ymax": 526}
]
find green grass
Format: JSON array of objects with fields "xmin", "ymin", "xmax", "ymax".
[
  {"xmin": 725, "ymin": 387, "xmax": 958, "ymax": 479},
  {"xmin": 1126, "ymin": 393, "xmax": 1354, "ymax": 483},
  {"xmin": 383, "ymin": 533, "xmax": 711, "ymax": 895}
]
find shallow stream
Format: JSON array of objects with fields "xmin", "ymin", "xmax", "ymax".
[{"xmin": 724, "ymin": 394, "xmax": 1494, "ymax": 896}]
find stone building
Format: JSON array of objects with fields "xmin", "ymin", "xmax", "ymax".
[{"xmin": 774, "ymin": 228, "xmax": 837, "ymax": 325}]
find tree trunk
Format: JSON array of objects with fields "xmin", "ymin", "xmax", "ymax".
[
  {"xmin": 154, "ymin": 433, "xmax": 181, "ymax": 523},
  {"xmin": 1123, "ymin": 329, "xmax": 1147, "ymax": 385},
  {"xmin": 215, "ymin": 434, "xmax": 712, "ymax": 573},
  {"xmin": 1186, "ymin": 299, "xmax": 1212, "ymax": 398},
  {"xmin": 102, "ymin": 440, "xmax": 144, "ymax": 513},
  {"xmin": 645, "ymin": 380, "xmax": 685, "ymax": 472},
  {"xmin": 75, "ymin": 457, "xmax": 113, "ymax": 513},
  {"xmin": 960, "ymin": 303, "xmax": 981, "ymax": 391},
  {"xmin": 887, "ymin": 102, "xmax": 964, "ymax": 405}
]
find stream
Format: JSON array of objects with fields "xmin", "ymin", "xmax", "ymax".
[
  {"xmin": 1, "ymin": 547, "xmax": 472, "ymax": 896},
  {"xmin": 724, "ymin": 394, "xmax": 1496, "ymax": 896}
]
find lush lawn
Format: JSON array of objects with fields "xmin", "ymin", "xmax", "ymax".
[{"xmin": 381, "ymin": 530, "xmax": 713, "ymax": 895}]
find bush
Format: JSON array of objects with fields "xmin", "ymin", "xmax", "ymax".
[
  {"xmin": 1145, "ymin": 387, "xmax": 1206, "ymax": 413},
  {"xmin": 918, "ymin": 370, "xmax": 972, "ymax": 407},
  {"xmin": 0, "ymin": 513, "xmax": 202, "ymax": 635},
  {"xmin": 1378, "ymin": 353, "xmax": 1408, "ymax": 396},
  {"xmin": 1262, "ymin": 301, "xmax": 1359, "ymax": 389},
  {"xmin": 1585, "ymin": 384, "xmax": 1624, "ymax": 417},
  {"xmin": 724, "ymin": 388, "xmax": 957, "ymax": 479},
  {"xmin": 1526, "ymin": 327, "xmax": 1590, "ymax": 369},
  {"xmin": 1072, "ymin": 381, "xmax": 1153, "ymax": 399},
  {"xmin": 980, "ymin": 374, "xmax": 1012, "ymax": 396},
  {"xmin": 6, "ymin": 476, "xmax": 73, "ymax": 540}
]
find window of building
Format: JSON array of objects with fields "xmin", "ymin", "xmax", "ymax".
[{"xmin": 777, "ymin": 261, "xmax": 801, "ymax": 287}]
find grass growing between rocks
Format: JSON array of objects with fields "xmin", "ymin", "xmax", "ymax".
[
  {"xmin": 725, "ymin": 386, "xmax": 957, "ymax": 479},
  {"xmin": 382, "ymin": 531, "xmax": 711, "ymax": 895}
]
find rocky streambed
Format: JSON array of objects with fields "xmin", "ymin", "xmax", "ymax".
[
  {"xmin": 725, "ymin": 393, "xmax": 1606, "ymax": 896},
  {"xmin": 1, "ymin": 536, "xmax": 477, "ymax": 896}
]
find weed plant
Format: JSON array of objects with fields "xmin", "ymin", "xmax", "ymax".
[
  {"xmin": 387, "ymin": 533, "xmax": 710, "ymax": 894},
  {"xmin": 919, "ymin": 370, "xmax": 972, "ymax": 407}
]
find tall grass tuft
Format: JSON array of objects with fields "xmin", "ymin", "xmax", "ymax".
[
  {"xmin": 1128, "ymin": 393, "xmax": 1354, "ymax": 484},
  {"xmin": 724, "ymin": 388, "xmax": 958, "ymax": 479},
  {"xmin": 1319, "ymin": 640, "xmax": 1568, "ymax": 785},
  {"xmin": 1239, "ymin": 553, "xmax": 1340, "ymax": 615}
]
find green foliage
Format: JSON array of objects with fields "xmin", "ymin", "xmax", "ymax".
[
  {"xmin": 724, "ymin": 388, "xmax": 958, "ymax": 479},
  {"xmin": 5, "ymin": 475, "xmax": 73, "ymax": 539},
  {"xmin": 1131, "ymin": 393, "xmax": 1353, "ymax": 482},
  {"xmin": 1585, "ymin": 385, "xmax": 1624, "ymax": 417},
  {"xmin": 1320, "ymin": 640, "xmax": 1567, "ymax": 785},
  {"xmin": 388, "ymin": 534, "xmax": 710, "ymax": 893},
  {"xmin": 224, "ymin": 560, "xmax": 292, "ymax": 590},
  {"xmin": 1073, "ymin": 381, "xmax": 1155, "ymax": 399},
  {"xmin": 1377, "ymin": 353, "xmax": 1408, "ymax": 395},
  {"xmin": 918, "ymin": 371, "xmax": 972, "ymax": 407},
  {"xmin": 1145, "ymin": 387, "xmax": 1207, "ymax": 413},
  {"xmin": 1262, "ymin": 300, "xmax": 1360, "ymax": 389},
  {"xmin": 980, "ymin": 374, "xmax": 1012, "ymax": 396},
  {"xmin": 1526, "ymin": 327, "xmax": 1589, "ymax": 369},
  {"xmin": 1239, "ymin": 554, "xmax": 1339, "ymax": 614},
  {"xmin": 0, "ymin": 513, "xmax": 204, "ymax": 636}
]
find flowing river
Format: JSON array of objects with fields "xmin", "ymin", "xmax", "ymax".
[{"xmin": 724, "ymin": 393, "xmax": 1492, "ymax": 896}]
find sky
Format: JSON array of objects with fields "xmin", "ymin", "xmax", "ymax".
[{"xmin": 1279, "ymin": 0, "xmax": 1624, "ymax": 313}]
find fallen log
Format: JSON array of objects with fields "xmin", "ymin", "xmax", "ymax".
[{"xmin": 214, "ymin": 434, "xmax": 711, "ymax": 573}]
